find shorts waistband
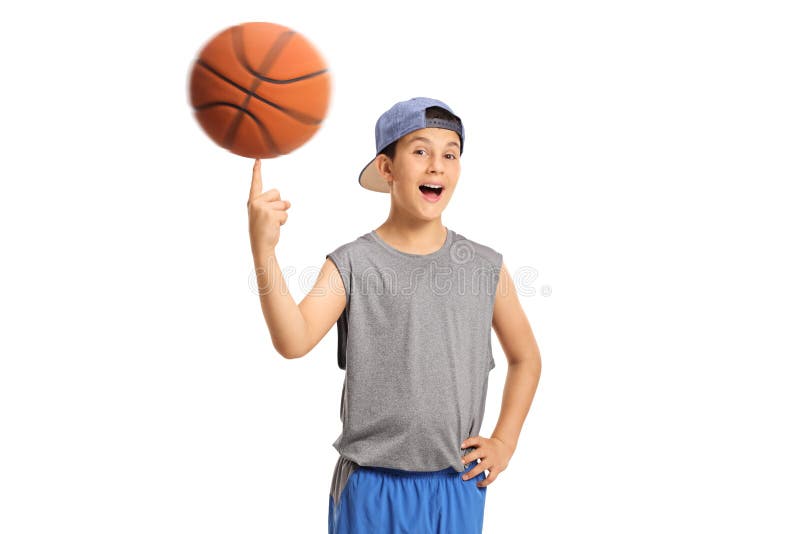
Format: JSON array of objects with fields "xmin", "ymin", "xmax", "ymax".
[{"xmin": 361, "ymin": 459, "xmax": 480, "ymax": 479}]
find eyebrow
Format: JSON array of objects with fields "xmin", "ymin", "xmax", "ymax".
[{"xmin": 407, "ymin": 136, "xmax": 460, "ymax": 149}]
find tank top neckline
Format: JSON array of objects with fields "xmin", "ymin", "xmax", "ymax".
[{"xmin": 369, "ymin": 227, "xmax": 453, "ymax": 259}]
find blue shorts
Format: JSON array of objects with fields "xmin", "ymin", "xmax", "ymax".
[{"xmin": 328, "ymin": 458, "xmax": 487, "ymax": 533}]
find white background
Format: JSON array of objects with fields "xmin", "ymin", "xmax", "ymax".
[{"xmin": 1, "ymin": 0, "xmax": 798, "ymax": 532}]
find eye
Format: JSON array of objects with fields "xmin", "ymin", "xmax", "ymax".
[
  {"xmin": 414, "ymin": 149, "xmax": 427, "ymax": 156},
  {"xmin": 445, "ymin": 154, "xmax": 457, "ymax": 160}
]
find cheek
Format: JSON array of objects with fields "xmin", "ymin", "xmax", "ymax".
[
  {"xmin": 446, "ymin": 158, "xmax": 461, "ymax": 172},
  {"xmin": 447, "ymin": 163, "xmax": 461, "ymax": 183}
]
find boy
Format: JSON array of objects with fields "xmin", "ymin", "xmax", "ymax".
[{"xmin": 248, "ymin": 97, "xmax": 542, "ymax": 533}]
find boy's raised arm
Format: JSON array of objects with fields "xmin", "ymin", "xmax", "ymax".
[{"xmin": 247, "ymin": 159, "xmax": 345, "ymax": 358}]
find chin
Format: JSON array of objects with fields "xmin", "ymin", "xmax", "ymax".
[{"xmin": 417, "ymin": 208, "xmax": 445, "ymax": 220}]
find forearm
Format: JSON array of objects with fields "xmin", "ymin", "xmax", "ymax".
[
  {"xmin": 490, "ymin": 358, "xmax": 541, "ymax": 451},
  {"xmin": 252, "ymin": 248, "xmax": 308, "ymax": 358}
]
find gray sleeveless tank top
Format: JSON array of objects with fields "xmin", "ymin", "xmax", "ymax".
[{"xmin": 325, "ymin": 227, "xmax": 502, "ymax": 506}]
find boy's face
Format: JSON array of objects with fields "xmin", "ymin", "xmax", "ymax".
[{"xmin": 376, "ymin": 127, "xmax": 461, "ymax": 221}]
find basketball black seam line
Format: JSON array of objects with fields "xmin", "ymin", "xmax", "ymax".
[
  {"xmin": 196, "ymin": 58, "xmax": 324, "ymax": 126},
  {"xmin": 255, "ymin": 68, "xmax": 328, "ymax": 84},
  {"xmin": 196, "ymin": 102, "xmax": 278, "ymax": 155}
]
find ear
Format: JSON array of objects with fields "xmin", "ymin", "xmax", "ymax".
[{"xmin": 375, "ymin": 154, "xmax": 393, "ymax": 183}]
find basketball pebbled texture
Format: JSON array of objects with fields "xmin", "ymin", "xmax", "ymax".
[{"xmin": 188, "ymin": 22, "xmax": 331, "ymax": 159}]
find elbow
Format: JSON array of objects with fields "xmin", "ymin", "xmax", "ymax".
[
  {"xmin": 270, "ymin": 322, "xmax": 311, "ymax": 360},
  {"xmin": 274, "ymin": 341, "xmax": 308, "ymax": 360},
  {"xmin": 510, "ymin": 349, "xmax": 541, "ymax": 370},
  {"xmin": 281, "ymin": 348, "xmax": 308, "ymax": 360}
]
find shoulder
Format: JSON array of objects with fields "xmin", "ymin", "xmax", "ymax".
[
  {"xmin": 326, "ymin": 231, "xmax": 375, "ymax": 268},
  {"xmin": 327, "ymin": 231, "xmax": 372, "ymax": 256},
  {"xmin": 449, "ymin": 229, "xmax": 503, "ymax": 270},
  {"xmin": 325, "ymin": 233, "xmax": 374, "ymax": 295}
]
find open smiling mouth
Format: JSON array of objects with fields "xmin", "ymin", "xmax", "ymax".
[{"xmin": 419, "ymin": 184, "xmax": 444, "ymax": 199}]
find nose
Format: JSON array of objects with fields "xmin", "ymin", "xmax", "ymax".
[{"xmin": 427, "ymin": 156, "xmax": 444, "ymax": 174}]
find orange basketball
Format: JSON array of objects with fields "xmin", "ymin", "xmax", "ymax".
[{"xmin": 188, "ymin": 21, "xmax": 331, "ymax": 159}]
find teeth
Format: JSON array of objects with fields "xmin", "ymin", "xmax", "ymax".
[{"xmin": 421, "ymin": 184, "xmax": 443, "ymax": 189}]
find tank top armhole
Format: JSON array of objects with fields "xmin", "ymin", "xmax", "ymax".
[
  {"xmin": 487, "ymin": 252, "xmax": 503, "ymax": 371},
  {"xmin": 326, "ymin": 251, "xmax": 351, "ymax": 370}
]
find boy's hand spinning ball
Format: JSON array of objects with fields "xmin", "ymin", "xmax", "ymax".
[{"xmin": 188, "ymin": 22, "xmax": 331, "ymax": 158}]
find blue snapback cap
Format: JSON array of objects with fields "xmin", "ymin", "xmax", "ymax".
[{"xmin": 358, "ymin": 97, "xmax": 464, "ymax": 193}]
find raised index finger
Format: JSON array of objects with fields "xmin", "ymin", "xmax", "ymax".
[{"xmin": 249, "ymin": 159, "xmax": 262, "ymax": 202}]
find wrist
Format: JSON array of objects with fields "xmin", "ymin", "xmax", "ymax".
[
  {"xmin": 252, "ymin": 246, "xmax": 276, "ymax": 265},
  {"xmin": 491, "ymin": 434, "xmax": 517, "ymax": 452}
]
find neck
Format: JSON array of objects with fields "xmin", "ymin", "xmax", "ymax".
[{"xmin": 375, "ymin": 215, "xmax": 447, "ymax": 252}]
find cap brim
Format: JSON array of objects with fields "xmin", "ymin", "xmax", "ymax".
[{"xmin": 358, "ymin": 157, "xmax": 390, "ymax": 193}]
